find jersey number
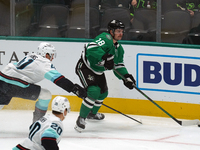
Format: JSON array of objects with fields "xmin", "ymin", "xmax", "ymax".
[
  {"xmin": 29, "ymin": 122, "xmax": 41, "ymax": 140},
  {"xmin": 29, "ymin": 122, "xmax": 62, "ymax": 141},
  {"xmin": 51, "ymin": 123, "xmax": 62, "ymax": 135},
  {"xmin": 16, "ymin": 57, "xmax": 33, "ymax": 70},
  {"xmin": 96, "ymin": 38, "xmax": 105, "ymax": 46}
]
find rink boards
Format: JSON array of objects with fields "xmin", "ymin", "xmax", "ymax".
[{"xmin": 1, "ymin": 37, "xmax": 200, "ymax": 120}]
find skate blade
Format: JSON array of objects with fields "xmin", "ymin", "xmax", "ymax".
[
  {"xmin": 74, "ymin": 125, "xmax": 84, "ymax": 133},
  {"xmin": 86, "ymin": 117, "xmax": 104, "ymax": 121},
  {"xmin": 86, "ymin": 119, "xmax": 101, "ymax": 122}
]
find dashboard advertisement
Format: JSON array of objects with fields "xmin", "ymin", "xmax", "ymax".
[{"xmin": 0, "ymin": 39, "xmax": 200, "ymax": 105}]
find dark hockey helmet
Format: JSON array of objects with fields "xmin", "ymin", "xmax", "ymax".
[{"xmin": 107, "ymin": 19, "xmax": 125, "ymax": 32}]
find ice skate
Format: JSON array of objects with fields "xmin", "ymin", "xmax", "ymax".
[
  {"xmin": 74, "ymin": 116, "xmax": 86, "ymax": 133},
  {"xmin": 87, "ymin": 112, "xmax": 105, "ymax": 120}
]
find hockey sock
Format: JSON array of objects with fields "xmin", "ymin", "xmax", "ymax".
[
  {"xmin": 33, "ymin": 107, "xmax": 47, "ymax": 123},
  {"xmin": 79, "ymin": 86, "xmax": 101, "ymax": 118},
  {"xmin": 80, "ymin": 97, "xmax": 94, "ymax": 118},
  {"xmin": 91, "ymin": 99, "xmax": 103, "ymax": 114},
  {"xmin": 35, "ymin": 99, "xmax": 51, "ymax": 111},
  {"xmin": 91, "ymin": 91, "xmax": 107, "ymax": 114},
  {"xmin": 33, "ymin": 99, "xmax": 51, "ymax": 122}
]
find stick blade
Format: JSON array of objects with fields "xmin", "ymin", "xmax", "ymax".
[{"xmin": 181, "ymin": 119, "xmax": 200, "ymax": 126}]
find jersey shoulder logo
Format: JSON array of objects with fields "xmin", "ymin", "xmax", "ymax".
[{"xmin": 106, "ymin": 34, "xmax": 112, "ymax": 40}]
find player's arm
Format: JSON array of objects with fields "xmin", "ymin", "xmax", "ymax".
[
  {"xmin": 86, "ymin": 33, "xmax": 115, "ymax": 71},
  {"xmin": 53, "ymin": 75, "xmax": 87, "ymax": 99},
  {"xmin": 114, "ymin": 67, "xmax": 136, "ymax": 89},
  {"xmin": 42, "ymin": 137, "xmax": 59, "ymax": 150},
  {"xmin": 41, "ymin": 122, "xmax": 62, "ymax": 150},
  {"xmin": 87, "ymin": 45, "xmax": 115, "ymax": 71},
  {"xmin": 113, "ymin": 46, "xmax": 136, "ymax": 89},
  {"xmin": 113, "ymin": 46, "xmax": 128, "ymax": 79},
  {"xmin": 86, "ymin": 42, "xmax": 105, "ymax": 60},
  {"xmin": 44, "ymin": 70, "xmax": 87, "ymax": 99}
]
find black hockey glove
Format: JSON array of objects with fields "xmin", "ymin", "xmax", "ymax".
[
  {"xmin": 102, "ymin": 53, "xmax": 114, "ymax": 70},
  {"xmin": 72, "ymin": 84, "xmax": 87, "ymax": 99},
  {"xmin": 123, "ymin": 74, "xmax": 136, "ymax": 89}
]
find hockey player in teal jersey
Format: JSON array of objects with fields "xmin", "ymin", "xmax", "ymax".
[
  {"xmin": 74, "ymin": 19, "xmax": 136, "ymax": 132},
  {"xmin": 0, "ymin": 42, "xmax": 86, "ymax": 123},
  {"xmin": 13, "ymin": 96, "xmax": 70, "ymax": 150}
]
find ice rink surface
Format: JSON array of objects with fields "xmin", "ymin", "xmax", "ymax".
[{"xmin": 1, "ymin": 110, "xmax": 200, "ymax": 150}]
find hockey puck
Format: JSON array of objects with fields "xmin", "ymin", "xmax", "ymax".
[{"xmin": 198, "ymin": 124, "xmax": 200, "ymax": 127}]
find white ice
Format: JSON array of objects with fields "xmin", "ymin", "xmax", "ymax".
[{"xmin": 1, "ymin": 110, "xmax": 200, "ymax": 150}]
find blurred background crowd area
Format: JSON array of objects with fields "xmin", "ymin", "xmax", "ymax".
[{"xmin": 0, "ymin": 0, "xmax": 200, "ymax": 44}]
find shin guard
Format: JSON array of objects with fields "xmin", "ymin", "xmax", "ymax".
[{"xmin": 33, "ymin": 98, "xmax": 51, "ymax": 122}]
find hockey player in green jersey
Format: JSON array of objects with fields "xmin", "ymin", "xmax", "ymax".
[{"xmin": 74, "ymin": 19, "xmax": 136, "ymax": 132}]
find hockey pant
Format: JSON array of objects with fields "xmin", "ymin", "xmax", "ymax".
[
  {"xmin": 75, "ymin": 59, "xmax": 108, "ymax": 118},
  {"xmin": 0, "ymin": 73, "xmax": 51, "ymax": 122}
]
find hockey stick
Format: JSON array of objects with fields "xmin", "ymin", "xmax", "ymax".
[
  {"xmin": 113, "ymin": 68, "xmax": 200, "ymax": 126},
  {"xmin": 87, "ymin": 96, "xmax": 142, "ymax": 124},
  {"xmin": 102, "ymin": 103, "xmax": 142, "ymax": 124}
]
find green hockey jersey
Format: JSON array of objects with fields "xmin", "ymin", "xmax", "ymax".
[{"xmin": 81, "ymin": 32, "xmax": 129, "ymax": 79}]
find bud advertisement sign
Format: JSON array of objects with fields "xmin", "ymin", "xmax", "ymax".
[
  {"xmin": 137, "ymin": 53, "xmax": 200, "ymax": 95},
  {"xmin": 123, "ymin": 44, "xmax": 200, "ymax": 104}
]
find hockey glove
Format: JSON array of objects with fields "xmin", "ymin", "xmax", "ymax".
[
  {"xmin": 123, "ymin": 74, "xmax": 136, "ymax": 89},
  {"xmin": 102, "ymin": 53, "xmax": 114, "ymax": 70},
  {"xmin": 72, "ymin": 84, "xmax": 87, "ymax": 99}
]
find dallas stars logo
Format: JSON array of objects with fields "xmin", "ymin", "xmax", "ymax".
[{"xmin": 88, "ymin": 74, "xmax": 94, "ymax": 81}]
